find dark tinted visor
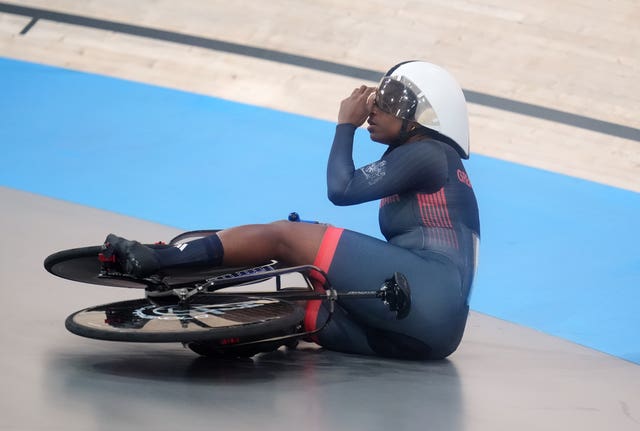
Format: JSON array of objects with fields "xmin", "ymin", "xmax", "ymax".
[{"xmin": 375, "ymin": 77, "xmax": 418, "ymax": 120}]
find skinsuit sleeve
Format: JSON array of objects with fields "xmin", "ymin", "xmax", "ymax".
[{"xmin": 327, "ymin": 124, "xmax": 448, "ymax": 205}]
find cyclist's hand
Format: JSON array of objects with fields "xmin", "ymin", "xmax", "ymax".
[{"xmin": 338, "ymin": 85, "xmax": 376, "ymax": 127}]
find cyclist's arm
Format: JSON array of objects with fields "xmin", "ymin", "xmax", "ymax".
[{"xmin": 327, "ymin": 124, "xmax": 447, "ymax": 205}]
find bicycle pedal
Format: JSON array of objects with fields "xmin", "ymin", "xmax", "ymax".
[{"xmin": 381, "ymin": 272, "xmax": 411, "ymax": 320}]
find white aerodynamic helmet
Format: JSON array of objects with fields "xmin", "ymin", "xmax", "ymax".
[{"xmin": 376, "ymin": 61, "xmax": 470, "ymax": 158}]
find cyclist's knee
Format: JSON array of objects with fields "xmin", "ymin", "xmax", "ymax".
[
  {"xmin": 268, "ymin": 219, "xmax": 292, "ymax": 231},
  {"xmin": 264, "ymin": 220, "xmax": 326, "ymax": 265},
  {"xmin": 267, "ymin": 220, "xmax": 293, "ymax": 246}
]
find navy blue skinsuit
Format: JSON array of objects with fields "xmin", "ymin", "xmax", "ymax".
[{"xmin": 310, "ymin": 124, "xmax": 480, "ymax": 359}]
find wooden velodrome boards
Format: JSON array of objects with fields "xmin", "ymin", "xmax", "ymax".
[{"xmin": 0, "ymin": 0, "xmax": 638, "ymax": 191}]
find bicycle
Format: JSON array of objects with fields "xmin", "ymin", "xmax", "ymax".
[{"xmin": 44, "ymin": 218, "xmax": 412, "ymax": 358}]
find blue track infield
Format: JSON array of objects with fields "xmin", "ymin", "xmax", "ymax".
[{"xmin": 1, "ymin": 57, "xmax": 639, "ymax": 363}]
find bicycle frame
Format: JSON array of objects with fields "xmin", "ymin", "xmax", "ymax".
[{"xmin": 45, "ymin": 226, "xmax": 411, "ymax": 353}]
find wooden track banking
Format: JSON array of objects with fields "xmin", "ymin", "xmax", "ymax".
[{"xmin": 0, "ymin": 0, "xmax": 638, "ymax": 191}]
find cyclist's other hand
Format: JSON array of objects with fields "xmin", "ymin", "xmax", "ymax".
[{"xmin": 338, "ymin": 85, "xmax": 376, "ymax": 127}]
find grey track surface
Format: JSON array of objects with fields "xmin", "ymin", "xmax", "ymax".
[{"xmin": 1, "ymin": 185, "xmax": 639, "ymax": 431}]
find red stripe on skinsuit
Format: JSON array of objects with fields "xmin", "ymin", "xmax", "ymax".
[
  {"xmin": 436, "ymin": 189, "xmax": 453, "ymax": 228},
  {"xmin": 432, "ymin": 190, "xmax": 449, "ymax": 228},
  {"xmin": 418, "ymin": 193, "xmax": 432, "ymax": 227},
  {"xmin": 304, "ymin": 227, "xmax": 344, "ymax": 340}
]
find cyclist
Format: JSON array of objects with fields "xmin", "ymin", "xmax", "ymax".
[{"xmin": 105, "ymin": 60, "xmax": 480, "ymax": 359}]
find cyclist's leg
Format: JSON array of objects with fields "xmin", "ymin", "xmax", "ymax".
[
  {"xmin": 308, "ymin": 303, "xmax": 377, "ymax": 356},
  {"xmin": 106, "ymin": 220, "xmax": 328, "ymax": 276},
  {"xmin": 305, "ymin": 227, "xmax": 468, "ymax": 359},
  {"xmin": 217, "ymin": 220, "xmax": 328, "ymax": 267}
]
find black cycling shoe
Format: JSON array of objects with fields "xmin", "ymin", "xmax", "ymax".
[{"xmin": 103, "ymin": 234, "xmax": 161, "ymax": 278}]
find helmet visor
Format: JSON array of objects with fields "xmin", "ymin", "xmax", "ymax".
[
  {"xmin": 375, "ymin": 77, "xmax": 418, "ymax": 120},
  {"xmin": 375, "ymin": 75, "xmax": 439, "ymax": 129}
]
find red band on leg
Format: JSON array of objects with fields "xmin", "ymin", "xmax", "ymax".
[{"xmin": 304, "ymin": 227, "xmax": 344, "ymax": 339}]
